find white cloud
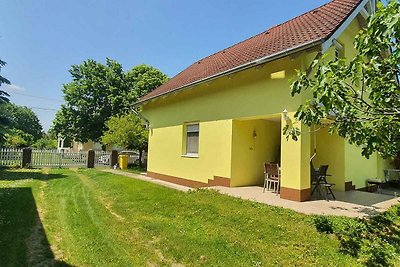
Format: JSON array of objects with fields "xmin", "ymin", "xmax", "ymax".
[{"xmin": 3, "ymin": 84, "xmax": 26, "ymax": 92}]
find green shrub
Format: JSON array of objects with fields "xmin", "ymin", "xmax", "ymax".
[
  {"xmin": 313, "ymin": 216, "xmax": 334, "ymax": 234},
  {"xmin": 312, "ymin": 205, "xmax": 400, "ymax": 266}
]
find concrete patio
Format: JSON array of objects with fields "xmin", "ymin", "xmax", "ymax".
[
  {"xmin": 212, "ymin": 186, "xmax": 400, "ymax": 218},
  {"xmin": 104, "ymin": 169, "xmax": 400, "ymax": 218}
]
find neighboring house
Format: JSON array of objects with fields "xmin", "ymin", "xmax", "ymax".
[
  {"xmin": 71, "ymin": 141, "xmax": 122, "ymax": 152},
  {"xmin": 71, "ymin": 141, "xmax": 103, "ymax": 152},
  {"xmin": 137, "ymin": 0, "xmax": 389, "ymax": 201}
]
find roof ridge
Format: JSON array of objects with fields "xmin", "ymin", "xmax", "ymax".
[{"xmin": 140, "ymin": 0, "xmax": 363, "ymax": 103}]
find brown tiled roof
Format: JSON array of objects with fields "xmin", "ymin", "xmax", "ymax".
[{"xmin": 140, "ymin": 0, "xmax": 362, "ymax": 103}]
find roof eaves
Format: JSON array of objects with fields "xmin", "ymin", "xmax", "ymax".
[
  {"xmin": 135, "ymin": 38, "xmax": 324, "ymax": 105},
  {"xmin": 321, "ymin": 0, "xmax": 369, "ymax": 53}
]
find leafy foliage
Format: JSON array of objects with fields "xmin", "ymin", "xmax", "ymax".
[
  {"xmin": 0, "ymin": 59, "xmax": 10, "ymax": 104},
  {"xmin": 101, "ymin": 113, "xmax": 148, "ymax": 166},
  {"xmin": 1, "ymin": 103, "xmax": 43, "ymax": 141},
  {"xmin": 32, "ymin": 133, "xmax": 57, "ymax": 149},
  {"xmin": 4, "ymin": 128, "xmax": 34, "ymax": 148},
  {"xmin": 0, "ymin": 59, "xmax": 11, "ymax": 144},
  {"xmin": 52, "ymin": 59, "xmax": 167, "ymax": 142},
  {"xmin": 312, "ymin": 205, "xmax": 400, "ymax": 266},
  {"xmin": 288, "ymin": 1, "xmax": 400, "ymax": 158}
]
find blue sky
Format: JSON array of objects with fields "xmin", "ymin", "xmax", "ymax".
[{"xmin": 1, "ymin": 0, "xmax": 329, "ymax": 131}]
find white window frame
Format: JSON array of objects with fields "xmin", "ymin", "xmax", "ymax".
[{"xmin": 183, "ymin": 123, "xmax": 199, "ymax": 157}]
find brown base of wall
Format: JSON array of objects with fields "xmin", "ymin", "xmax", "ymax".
[
  {"xmin": 280, "ymin": 187, "xmax": 311, "ymax": 202},
  {"xmin": 146, "ymin": 171, "xmax": 230, "ymax": 188},
  {"xmin": 357, "ymin": 184, "xmax": 378, "ymax": 192},
  {"xmin": 345, "ymin": 181, "xmax": 356, "ymax": 191}
]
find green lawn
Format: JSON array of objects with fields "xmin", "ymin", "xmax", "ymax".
[{"xmin": 0, "ymin": 168, "xmax": 398, "ymax": 266}]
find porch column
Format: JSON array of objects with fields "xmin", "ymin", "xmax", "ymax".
[{"xmin": 280, "ymin": 112, "xmax": 311, "ymax": 202}]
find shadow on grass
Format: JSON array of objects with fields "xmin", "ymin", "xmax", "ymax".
[
  {"xmin": 0, "ymin": 168, "xmax": 67, "ymax": 181},
  {"xmin": 0, "ymin": 187, "xmax": 72, "ymax": 266},
  {"xmin": 312, "ymin": 205, "xmax": 400, "ymax": 266}
]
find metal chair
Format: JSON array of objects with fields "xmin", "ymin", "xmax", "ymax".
[
  {"xmin": 263, "ymin": 163, "xmax": 280, "ymax": 195},
  {"xmin": 312, "ymin": 165, "xmax": 335, "ymax": 200}
]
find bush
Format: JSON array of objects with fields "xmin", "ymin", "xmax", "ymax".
[
  {"xmin": 313, "ymin": 216, "xmax": 334, "ymax": 234},
  {"xmin": 312, "ymin": 205, "xmax": 400, "ymax": 266}
]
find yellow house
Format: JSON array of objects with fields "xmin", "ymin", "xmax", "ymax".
[{"xmin": 137, "ymin": 0, "xmax": 389, "ymax": 201}]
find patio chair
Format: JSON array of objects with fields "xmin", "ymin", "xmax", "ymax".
[
  {"xmin": 317, "ymin": 165, "xmax": 336, "ymax": 200},
  {"xmin": 263, "ymin": 163, "xmax": 280, "ymax": 195}
]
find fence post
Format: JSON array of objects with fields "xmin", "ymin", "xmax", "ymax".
[
  {"xmin": 22, "ymin": 148, "xmax": 32, "ymax": 168},
  {"xmin": 87, "ymin": 150, "xmax": 95, "ymax": 168},
  {"xmin": 110, "ymin": 150, "xmax": 118, "ymax": 168}
]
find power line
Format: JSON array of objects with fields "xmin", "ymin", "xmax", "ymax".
[
  {"xmin": 5, "ymin": 90, "xmax": 64, "ymax": 103},
  {"xmin": 28, "ymin": 106, "xmax": 59, "ymax": 111}
]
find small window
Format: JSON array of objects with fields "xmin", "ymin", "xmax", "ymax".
[
  {"xmin": 334, "ymin": 40, "xmax": 345, "ymax": 59},
  {"xmin": 185, "ymin": 123, "xmax": 199, "ymax": 155}
]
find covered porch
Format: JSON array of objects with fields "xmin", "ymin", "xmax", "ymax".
[
  {"xmin": 231, "ymin": 111, "xmax": 314, "ymax": 201},
  {"xmin": 230, "ymin": 111, "xmax": 387, "ymax": 202}
]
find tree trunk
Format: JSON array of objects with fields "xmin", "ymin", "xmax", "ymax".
[{"xmin": 138, "ymin": 150, "xmax": 143, "ymax": 168}]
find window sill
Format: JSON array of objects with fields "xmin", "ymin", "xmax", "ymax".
[{"xmin": 181, "ymin": 154, "xmax": 199, "ymax": 158}]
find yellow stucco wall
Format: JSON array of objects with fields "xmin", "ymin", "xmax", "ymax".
[
  {"xmin": 143, "ymin": 17, "xmax": 387, "ymax": 191},
  {"xmin": 280, "ymin": 112, "xmax": 311, "ymax": 191},
  {"xmin": 147, "ymin": 120, "xmax": 232, "ymax": 183},
  {"xmin": 313, "ymin": 128, "xmax": 345, "ymax": 191},
  {"xmin": 345, "ymin": 144, "xmax": 392, "ymax": 189},
  {"xmin": 143, "ymin": 56, "xmax": 302, "ymax": 129},
  {"xmin": 144, "ymin": 56, "xmax": 303, "ymax": 186},
  {"xmin": 231, "ymin": 119, "xmax": 281, "ymax": 187}
]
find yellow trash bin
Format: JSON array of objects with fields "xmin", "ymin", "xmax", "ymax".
[{"xmin": 119, "ymin": 154, "xmax": 129, "ymax": 169}]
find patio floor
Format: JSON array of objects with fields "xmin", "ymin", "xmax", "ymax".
[
  {"xmin": 212, "ymin": 186, "xmax": 400, "ymax": 218},
  {"xmin": 103, "ymin": 170, "xmax": 400, "ymax": 218}
]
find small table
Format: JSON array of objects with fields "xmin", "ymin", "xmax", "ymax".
[{"xmin": 367, "ymin": 178, "xmax": 384, "ymax": 194}]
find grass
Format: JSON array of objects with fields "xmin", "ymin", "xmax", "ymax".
[
  {"xmin": 0, "ymin": 168, "xmax": 398, "ymax": 266},
  {"xmin": 122, "ymin": 164, "xmax": 147, "ymax": 174}
]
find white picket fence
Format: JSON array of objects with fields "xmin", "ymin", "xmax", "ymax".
[
  {"xmin": 0, "ymin": 148, "xmax": 112, "ymax": 168},
  {"xmin": 0, "ymin": 148, "xmax": 23, "ymax": 166},
  {"xmin": 95, "ymin": 151, "xmax": 111, "ymax": 166},
  {"xmin": 31, "ymin": 149, "xmax": 88, "ymax": 167}
]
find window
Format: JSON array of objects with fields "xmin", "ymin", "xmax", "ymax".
[
  {"xmin": 185, "ymin": 123, "xmax": 199, "ymax": 156},
  {"xmin": 333, "ymin": 39, "xmax": 344, "ymax": 59}
]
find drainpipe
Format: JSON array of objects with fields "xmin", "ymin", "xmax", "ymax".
[
  {"xmin": 305, "ymin": 52, "xmax": 323, "ymax": 162},
  {"xmin": 132, "ymin": 109, "xmax": 150, "ymax": 130}
]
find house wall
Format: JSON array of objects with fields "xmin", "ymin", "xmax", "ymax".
[
  {"xmin": 142, "ymin": 16, "xmax": 388, "ymax": 198},
  {"xmin": 143, "ymin": 56, "xmax": 303, "ymax": 129},
  {"xmin": 231, "ymin": 119, "xmax": 281, "ymax": 187},
  {"xmin": 147, "ymin": 120, "xmax": 232, "ymax": 184},
  {"xmin": 144, "ymin": 56, "xmax": 302, "ymax": 186},
  {"xmin": 345, "ymin": 144, "xmax": 392, "ymax": 189},
  {"xmin": 313, "ymin": 128, "xmax": 346, "ymax": 191}
]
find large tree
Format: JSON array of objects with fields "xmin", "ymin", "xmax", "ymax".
[
  {"xmin": 287, "ymin": 1, "xmax": 400, "ymax": 159},
  {"xmin": 53, "ymin": 59, "xmax": 167, "ymax": 142},
  {"xmin": 4, "ymin": 128, "xmax": 34, "ymax": 148},
  {"xmin": 0, "ymin": 59, "xmax": 10, "ymax": 144},
  {"xmin": 0, "ymin": 59, "xmax": 10, "ymax": 104},
  {"xmin": 101, "ymin": 113, "xmax": 148, "ymax": 167},
  {"xmin": 2, "ymin": 103, "xmax": 43, "ymax": 140},
  {"xmin": 126, "ymin": 64, "xmax": 169, "ymax": 101}
]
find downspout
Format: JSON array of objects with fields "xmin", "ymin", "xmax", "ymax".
[
  {"xmin": 132, "ymin": 109, "xmax": 150, "ymax": 130},
  {"xmin": 305, "ymin": 51, "xmax": 323, "ymax": 162}
]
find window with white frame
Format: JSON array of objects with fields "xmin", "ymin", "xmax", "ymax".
[
  {"xmin": 333, "ymin": 39, "xmax": 344, "ymax": 59},
  {"xmin": 185, "ymin": 123, "xmax": 199, "ymax": 155}
]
